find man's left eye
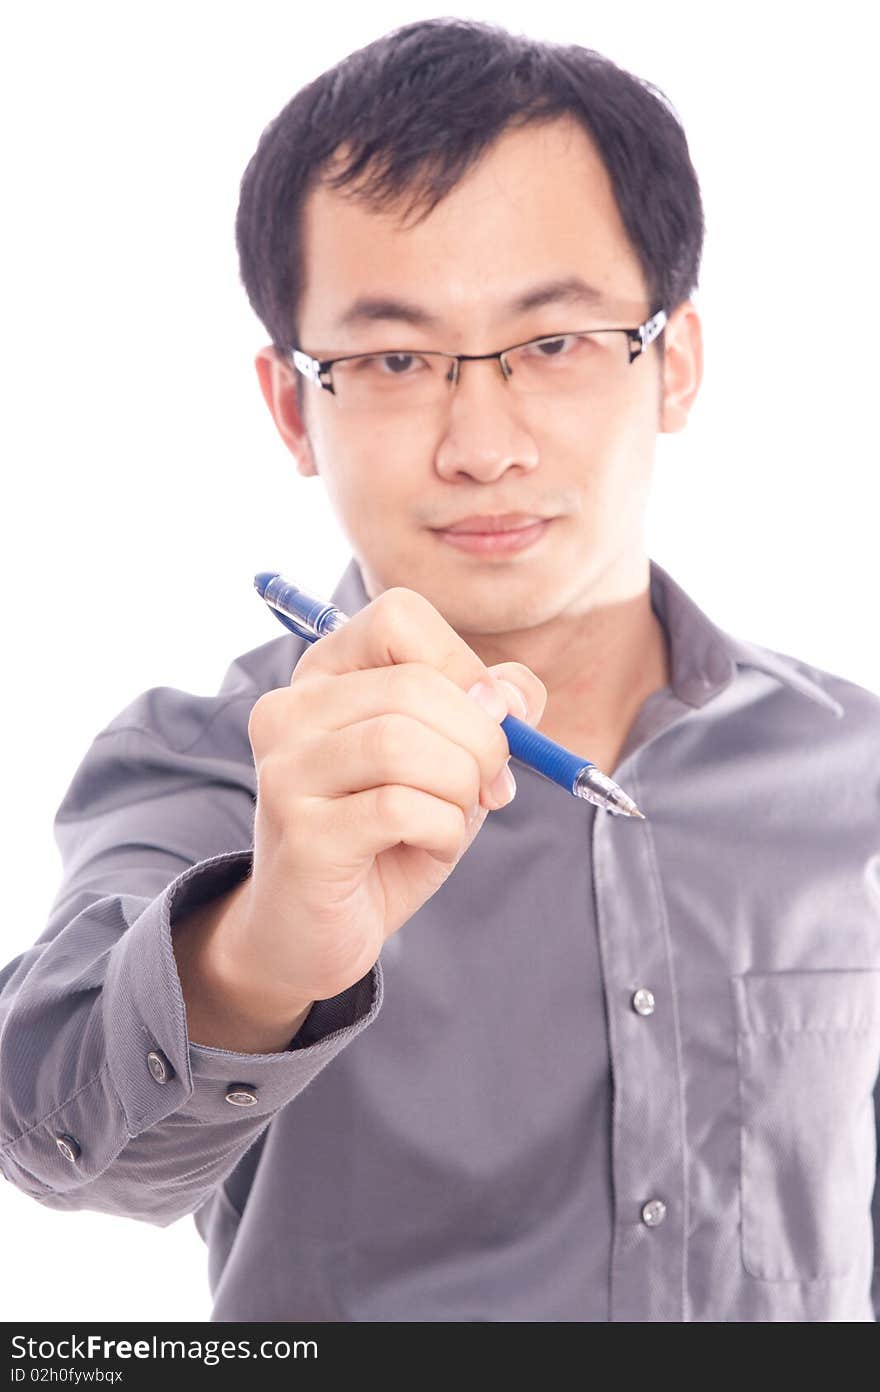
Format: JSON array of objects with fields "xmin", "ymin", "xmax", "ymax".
[
  {"xmin": 380, "ymin": 353, "xmax": 419, "ymax": 373},
  {"xmin": 532, "ymin": 335, "xmax": 577, "ymax": 357}
]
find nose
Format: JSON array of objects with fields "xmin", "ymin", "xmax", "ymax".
[{"xmin": 433, "ymin": 356, "xmax": 540, "ymax": 482}]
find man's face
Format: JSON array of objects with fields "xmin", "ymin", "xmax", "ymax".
[{"xmin": 273, "ymin": 116, "xmax": 697, "ymax": 639}]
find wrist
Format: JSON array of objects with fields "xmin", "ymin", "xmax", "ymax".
[{"xmin": 173, "ymin": 878, "xmax": 314, "ymax": 1052}]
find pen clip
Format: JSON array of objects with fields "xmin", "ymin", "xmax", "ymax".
[{"xmin": 264, "ymin": 604, "xmax": 318, "ymax": 643}]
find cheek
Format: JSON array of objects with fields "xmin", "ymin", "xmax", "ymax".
[
  {"xmin": 318, "ymin": 414, "xmax": 441, "ymax": 527},
  {"xmin": 598, "ymin": 370, "xmax": 660, "ymax": 474},
  {"xmin": 315, "ymin": 406, "xmax": 425, "ymax": 473},
  {"xmin": 550, "ymin": 391, "xmax": 656, "ymax": 533},
  {"xmin": 311, "ymin": 430, "xmax": 413, "ymax": 541},
  {"xmin": 532, "ymin": 388, "xmax": 647, "ymax": 489}
]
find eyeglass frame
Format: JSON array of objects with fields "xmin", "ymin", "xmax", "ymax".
[{"xmin": 288, "ymin": 308, "xmax": 668, "ymax": 396}]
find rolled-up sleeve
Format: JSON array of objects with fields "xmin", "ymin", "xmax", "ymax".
[{"xmin": 0, "ymin": 681, "xmax": 382, "ymax": 1227}]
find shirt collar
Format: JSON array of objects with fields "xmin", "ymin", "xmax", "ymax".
[
  {"xmin": 330, "ymin": 555, "xmax": 843, "ymax": 720},
  {"xmin": 648, "ymin": 559, "xmax": 844, "ymax": 718}
]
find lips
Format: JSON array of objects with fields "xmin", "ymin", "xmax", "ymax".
[
  {"xmin": 436, "ymin": 513, "xmax": 546, "ymax": 534},
  {"xmin": 433, "ymin": 517, "xmax": 551, "ymax": 556}
]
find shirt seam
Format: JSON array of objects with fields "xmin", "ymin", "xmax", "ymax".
[{"xmin": 90, "ymin": 687, "xmax": 262, "ymax": 760}]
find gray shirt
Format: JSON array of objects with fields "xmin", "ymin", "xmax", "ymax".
[{"xmin": 1, "ymin": 557, "xmax": 879, "ymax": 1322}]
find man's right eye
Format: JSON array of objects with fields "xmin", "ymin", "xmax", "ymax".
[
  {"xmin": 354, "ymin": 353, "xmax": 424, "ymax": 375},
  {"xmin": 378, "ymin": 353, "xmax": 421, "ymax": 374}
]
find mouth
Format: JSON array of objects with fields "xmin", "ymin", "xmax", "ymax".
[
  {"xmin": 433, "ymin": 512, "xmax": 548, "ymax": 534},
  {"xmin": 431, "ymin": 517, "xmax": 552, "ymax": 556}
]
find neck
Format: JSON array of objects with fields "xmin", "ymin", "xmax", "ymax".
[{"xmin": 463, "ymin": 553, "xmax": 671, "ymax": 760}]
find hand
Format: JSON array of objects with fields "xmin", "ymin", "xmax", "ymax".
[{"xmin": 231, "ymin": 587, "xmax": 546, "ymax": 1010}]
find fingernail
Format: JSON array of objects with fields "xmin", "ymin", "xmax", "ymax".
[
  {"xmin": 467, "ymin": 680, "xmax": 507, "ymax": 721},
  {"xmin": 497, "ymin": 679, "xmax": 529, "ymax": 719},
  {"xmin": 488, "ymin": 760, "xmax": 516, "ymax": 808}
]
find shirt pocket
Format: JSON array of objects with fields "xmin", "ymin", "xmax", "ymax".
[{"xmin": 731, "ymin": 968, "xmax": 880, "ymax": 1282}]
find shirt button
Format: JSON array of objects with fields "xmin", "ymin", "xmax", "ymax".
[
  {"xmin": 225, "ymin": 1085, "xmax": 258, "ymax": 1108},
  {"xmin": 632, "ymin": 987, "xmax": 655, "ymax": 1016},
  {"xmin": 146, "ymin": 1050, "xmax": 174, "ymax": 1084},
  {"xmin": 56, "ymin": 1134, "xmax": 81, "ymax": 1163},
  {"xmin": 641, "ymin": 1199, "xmax": 667, "ymax": 1227}
]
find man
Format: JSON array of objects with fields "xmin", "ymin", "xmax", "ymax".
[{"xmin": 1, "ymin": 19, "xmax": 878, "ymax": 1323}]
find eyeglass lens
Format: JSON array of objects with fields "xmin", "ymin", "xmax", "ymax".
[{"xmin": 329, "ymin": 331, "xmax": 627, "ymax": 409}]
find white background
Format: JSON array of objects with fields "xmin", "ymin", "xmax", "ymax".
[{"xmin": 1, "ymin": 0, "xmax": 877, "ymax": 1323}]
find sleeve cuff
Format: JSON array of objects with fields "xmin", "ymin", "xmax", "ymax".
[{"xmin": 102, "ymin": 851, "xmax": 383, "ymax": 1131}]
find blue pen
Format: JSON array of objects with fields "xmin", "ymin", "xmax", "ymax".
[{"xmin": 254, "ymin": 571, "xmax": 646, "ymax": 819}]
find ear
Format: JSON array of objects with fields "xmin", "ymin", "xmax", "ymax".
[
  {"xmin": 659, "ymin": 301, "xmax": 703, "ymax": 434},
  {"xmin": 255, "ymin": 346, "xmax": 318, "ymax": 477}
]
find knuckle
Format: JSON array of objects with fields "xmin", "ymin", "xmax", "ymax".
[
  {"xmin": 389, "ymin": 661, "xmax": 431, "ymax": 707},
  {"xmin": 288, "ymin": 653, "xmax": 321, "ymax": 691},
  {"xmin": 374, "ymin": 782, "xmax": 408, "ymax": 826},
  {"xmin": 378, "ymin": 586, "xmax": 424, "ymax": 614},
  {"xmin": 255, "ymin": 752, "xmax": 293, "ymax": 811},
  {"xmin": 367, "ymin": 712, "xmax": 411, "ymax": 769},
  {"xmin": 373, "ymin": 587, "xmax": 432, "ymax": 636},
  {"xmin": 448, "ymin": 802, "xmax": 471, "ymax": 859},
  {"xmin": 247, "ymin": 689, "xmax": 283, "ymax": 749},
  {"xmin": 445, "ymin": 800, "xmax": 466, "ymax": 842},
  {"xmin": 490, "ymin": 722, "xmax": 511, "ymax": 766},
  {"xmin": 456, "ymin": 748, "xmax": 482, "ymax": 806}
]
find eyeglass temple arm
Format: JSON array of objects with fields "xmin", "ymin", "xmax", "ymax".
[
  {"xmin": 629, "ymin": 309, "xmax": 667, "ymax": 362},
  {"xmin": 292, "ymin": 348, "xmax": 336, "ymax": 393}
]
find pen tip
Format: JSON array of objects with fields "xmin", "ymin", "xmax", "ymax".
[{"xmin": 254, "ymin": 571, "xmax": 278, "ymax": 598}]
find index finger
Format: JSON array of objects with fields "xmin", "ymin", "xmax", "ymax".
[{"xmin": 293, "ymin": 586, "xmax": 505, "ymax": 705}]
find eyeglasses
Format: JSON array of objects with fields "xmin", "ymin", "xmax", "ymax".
[{"xmin": 289, "ymin": 309, "xmax": 667, "ymax": 412}]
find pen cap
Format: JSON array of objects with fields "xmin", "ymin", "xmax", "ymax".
[{"xmin": 256, "ymin": 573, "xmax": 348, "ymax": 639}]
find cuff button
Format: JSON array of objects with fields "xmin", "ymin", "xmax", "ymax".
[
  {"xmin": 225, "ymin": 1085, "xmax": 258, "ymax": 1107},
  {"xmin": 147, "ymin": 1050, "xmax": 174, "ymax": 1084},
  {"xmin": 56, "ymin": 1134, "xmax": 81, "ymax": 1163}
]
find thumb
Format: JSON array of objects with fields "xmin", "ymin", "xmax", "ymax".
[{"xmin": 486, "ymin": 662, "xmax": 547, "ymax": 727}]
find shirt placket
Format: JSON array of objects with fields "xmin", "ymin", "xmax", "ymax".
[{"xmin": 591, "ymin": 700, "xmax": 694, "ymax": 1322}]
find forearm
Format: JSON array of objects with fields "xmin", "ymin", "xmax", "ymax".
[
  {"xmin": 2, "ymin": 854, "xmax": 380, "ymax": 1226},
  {"xmin": 171, "ymin": 876, "xmax": 315, "ymax": 1055}
]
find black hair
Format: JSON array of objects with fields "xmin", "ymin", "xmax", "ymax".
[{"xmin": 236, "ymin": 18, "xmax": 703, "ymax": 371}]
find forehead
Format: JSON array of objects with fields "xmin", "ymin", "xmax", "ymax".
[{"xmin": 297, "ymin": 117, "xmax": 649, "ymax": 343}]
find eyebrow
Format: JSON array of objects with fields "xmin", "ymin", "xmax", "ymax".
[{"xmin": 332, "ymin": 276, "xmax": 608, "ymax": 332}]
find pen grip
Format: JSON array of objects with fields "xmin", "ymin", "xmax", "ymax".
[{"xmin": 500, "ymin": 714, "xmax": 593, "ymax": 794}]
